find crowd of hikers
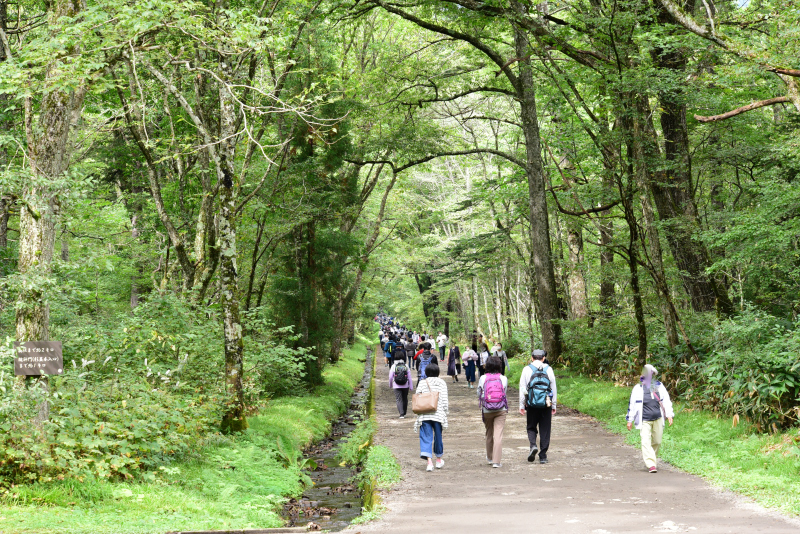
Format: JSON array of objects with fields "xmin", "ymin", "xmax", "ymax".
[{"xmin": 375, "ymin": 313, "xmax": 676, "ymax": 474}]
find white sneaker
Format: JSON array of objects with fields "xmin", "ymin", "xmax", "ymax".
[
  {"xmin": 399, "ymin": 415, "xmax": 405, "ymax": 419},
  {"xmin": 492, "ymin": 463, "xmax": 502, "ymax": 468},
  {"xmin": 486, "ymin": 456, "xmax": 493, "ymax": 465},
  {"xmin": 435, "ymin": 458, "xmax": 445, "ymax": 469},
  {"xmin": 426, "ymin": 460, "xmax": 434, "ymax": 472}
]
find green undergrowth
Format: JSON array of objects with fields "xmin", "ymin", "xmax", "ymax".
[
  {"xmin": 355, "ymin": 445, "xmax": 401, "ymax": 490},
  {"xmin": 337, "ymin": 418, "xmax": 377, "ymax": 466},
  {"xmin": 559, "ymin": 375, "xmax": 800, "ymax": 516},
  {"xmin": 0, "ymin": 335, "xmax": 373, "ymax": 534}
]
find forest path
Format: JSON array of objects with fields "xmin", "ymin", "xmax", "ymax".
[{"xmin": 343, "ymin": 350, "xmax": 799, "ymax": 533}]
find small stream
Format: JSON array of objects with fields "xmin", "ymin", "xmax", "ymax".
[{"xmin": 282, "ymin": 348, "xmax": 374, "ymax": 531}]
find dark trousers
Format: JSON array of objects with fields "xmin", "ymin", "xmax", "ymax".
[
  {"xmin": 439, "ymin": 346, "xmax": 446, "ymax": 360},
  {"xmin": 394, "ymin": 388, "xmax": 409, "ymax": 416},
  {"xmin": 526, "ymin": 407, "xmax": 552, "ymax": 458}
]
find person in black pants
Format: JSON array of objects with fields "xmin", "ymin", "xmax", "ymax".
[
  {"xmin": 518, "ymin": 349, "xmax": 557, "ymax": 464},
  {"xmin": 389, "ymin": 354, "xmax": 414, "ymax": 418}
]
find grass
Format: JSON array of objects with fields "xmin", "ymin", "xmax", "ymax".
[
  {"xmin": 558, "ymin": 374, "xmax": 800, "ymax": 516},
  {"xmin": 356, "ymin": 445, "xmax": 401, "ymax": 490},
  {"xmin": 0, "ymin": 334, "xmax": 375, "ymax": 534}
]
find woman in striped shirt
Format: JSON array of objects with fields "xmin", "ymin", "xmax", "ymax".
[{"xmin": 413, "ymin": 361, "xmax": 449, "ymax": 471}]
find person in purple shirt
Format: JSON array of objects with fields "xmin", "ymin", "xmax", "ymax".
[{"xmin": 389, "ymin": 354, "xmax": 414, "ymax": 418}]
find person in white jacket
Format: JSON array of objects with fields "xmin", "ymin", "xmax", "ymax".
[{"xmin": 626, "ymin": 364, "xmax": 674, "ymax": 473}]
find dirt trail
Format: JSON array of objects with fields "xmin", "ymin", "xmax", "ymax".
[{"xmin": 344, "ymin": 352, "xmax": 799, "ymax": 533}]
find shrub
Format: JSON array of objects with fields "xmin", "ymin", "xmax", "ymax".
[
  {"xmin": 0, "ymin": 375, "xmax": 220, "ymax": 486},
  {"xmin": 685, "ymin": 308, "xmax": 800, "ymax": 430}
]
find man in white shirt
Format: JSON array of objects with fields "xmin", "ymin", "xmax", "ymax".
[
  {"xmin": 519, "ymin": 349, "xmax": 557, "ymax": 464},
  {"xmin": 436, "ymin": 332, "xmax": 448, "ymax": 361}
]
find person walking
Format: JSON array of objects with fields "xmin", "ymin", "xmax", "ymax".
[
  {"xmin": 478, "ymin": 344, "xmax": 491, "ymax": 378},
  {"xmin": 389, "ymin": 354, "xmax": 414, "ymax": 418},
  {"xmin": 477, "ymin": 356, "xmax": 508, "ymax": 468},
  {"xmin": 417, "ymin": 343, "xmax": 436, "ymax": 380},
  {"xmin": 491, "ymin": 342, "xmax": 509, "ymax": 375},
  {"xmin": 626, "ymin": 364, "xmax": 674, "ymax": 473},
  {"xmin": 462, "ymin": 345, "xmax": 478, "ymax": 389},
  {"xmin": 436, "ymin": 331, "xmax": 448, "ymax": 361},
  {"xmin": 413, "ymin": 362, "xmax": 449, "ymax": 471},
  {"xmin": 446, "ymin": 343, "xmax": 461, "ymax": 383},
  {"xmin": 405, "ymin": 338, "xmax": 418, "ymax": 371},
  {"xmin": 519, "ymin": 349, "xmax": 557, "ymax": 464}
]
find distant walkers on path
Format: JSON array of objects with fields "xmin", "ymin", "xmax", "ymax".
[
  {"xmin": 627, "ymin": 364, "xmax": 674, "ymax": 473},
  {"xmin": 417, "ymin": 343, "xmax": 436, "ymax": 380},
  {"xmin": 413, "ymin": 361, "xmax": 449, "ymax": 472},
  {"xmin": 478, "ymin": 356, "xmax": 509, "ymax": 468},
  {"xmin": 447, "ymin": 343, "xmax": 461, "ymax": 383},
  {"xmin": 519, "ymin": 349, "xmax": 557, "ymax": 464},
  {"xmin": 389, "ymin": 354, "xmax": 414, "ymax": 419},
  {"xmin": 462, "ymin": 345, "xmax": 478, "ymax": 388},
  {"xmin": 491, "ymin": 342, "xmax": 509, "ymax": 376},
  {"xmin": 436, "ymin": 332, "xmax": 448, "ymax": 361}
]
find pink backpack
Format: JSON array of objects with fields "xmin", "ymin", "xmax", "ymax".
[{"xmin": 482, "ymin": 374, "xmax": 507, "ymax": 411}]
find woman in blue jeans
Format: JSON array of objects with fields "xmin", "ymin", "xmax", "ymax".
[{"xmin": 413, "ymin": 362, "xmax": 449, "ymax": 471}]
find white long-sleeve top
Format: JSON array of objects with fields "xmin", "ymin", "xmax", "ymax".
[
  {"xmin": 518, "ymin": 361, "xmax": 557, "ymax": 410},
  {"xmin": 413, "ymin": 377, "xmax": 449, "ymax": 431},
  {"xmin": 626, "ymin": 382, "xmax": 674, "ymax": 429}
]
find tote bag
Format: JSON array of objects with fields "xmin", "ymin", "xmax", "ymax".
[{"xmin": 411, "ymin": 379, "xmax": 439, "ymax": 414}]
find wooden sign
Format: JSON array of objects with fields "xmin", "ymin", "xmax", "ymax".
[{"xmin": 13, "ymin": 341, "xmax": 64, "ymax": 376}]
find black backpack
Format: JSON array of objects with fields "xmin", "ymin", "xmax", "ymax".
[{"xmin": 394, "ymin": 362, "xmax": 409, "ymax": 385}]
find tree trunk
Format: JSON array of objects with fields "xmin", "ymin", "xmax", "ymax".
[
  {"xmin": 599, "ymin": 174, "xmax": 616, "ymax": 314},
  {"xmin": 626, "ymin": 114, "xmax": 681, "ymax": 349},
  {"xmin": 130, "ymin": 214, "xmax": 140, "ymax": 309},
  {"xmin": 218, "ymin": 62, "xmax": 247, "ymax": 434},
  {"xmin": 513, "ymin": 24, "xmax": 562, "ymax": 359},
  {"xmin": 649, "ymin": 22, "xmax": 734, "ymax": 315},
  {"xmin": 493, "ymin": 276, "xmax": 505, "ymax": 338},
  {"xmin": 503, "ymin": 265, "xmax": 513, "ymax": 338},
  {"xmin": 567, "ymin": 225, "xmax": 588, "ymax": 320},
  {"xmin": 0, "ymin": 196, "xmax": 8, "ymax": 249},
  {"xmin": 16, "ymin": 0, "xmax": 88, "ymax": 419}
]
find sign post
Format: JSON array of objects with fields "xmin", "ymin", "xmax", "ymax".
[{"xmin": 13, "ymin": 341, "xmax": 64, "ymax": 376}]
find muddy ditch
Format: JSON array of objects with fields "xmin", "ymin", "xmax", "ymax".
[{"xmin": 282, "ymin": 347, "xmax": 375, "ymax": 531}]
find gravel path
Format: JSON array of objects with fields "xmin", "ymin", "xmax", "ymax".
[{"xmin": 344, "ymin": 352, "xmax": 799, "ymax": 533}]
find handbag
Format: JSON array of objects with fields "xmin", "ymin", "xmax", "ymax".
[{"xmin": 412, "ymin": 379, "xmax": 440, "ymax": 414}]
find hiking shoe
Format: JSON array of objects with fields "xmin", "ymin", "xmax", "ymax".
[
  {"xmin": 527, "ymin": 446, "xmax": 538, "ymax": 462},
  {"xmin": 435, "ymin": 458, "xmax": 445, "ymax": 469},
  {"xmin": 649, "ymin": 466, "xmax": 657, "ymax": 473},
  {"xmin": 426, "ymin": 462, "xmax": 434, "ymax": 472},
  {"xmin": 539, "ymin": 457, "xmax": 548, "ymax": 464},
  {"xmin": 492, "ymin": 463, "xmax": 502, "ymax": 468}
]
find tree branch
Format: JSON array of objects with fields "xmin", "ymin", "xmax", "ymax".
[{"xmin": 694, "ymin": 96, "xmax": 791, "ymax": 122}]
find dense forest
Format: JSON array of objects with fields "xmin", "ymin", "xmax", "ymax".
[{"xmin": 1, "ymin": 0, "xmax": 799, "ymax": 498}]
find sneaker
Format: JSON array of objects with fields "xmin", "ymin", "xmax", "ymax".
[
  {"xmin": 426, "ymin": 461, "xmax": 434, "ymax": 472},
  {"xmin": 486, "ymin": 456, "xmax": 493, "ymax": 465},
  {"xmin": 492, "ymin": 463, "xmax": 502, "ymax": 468},
  {"xmin": 649, "ymin": 466, "xmax": 657, "ymax": 473},
  {"xmin": 399, "ymin": 415, "xmax": 405, "ymax": 419},
  {"xmin": 435, "ymin": 458, "xmax": 445, "ymax": 469},
  {"xmin": 539, "ymin": 457, "xmax": 548, "ymax": 464},
  {"xmin": 527, "ymin": 446, "xmax": 538, "ymax": 462}
]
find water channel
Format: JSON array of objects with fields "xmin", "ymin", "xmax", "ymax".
[{"xmin": 282, "ymin": 348, "xmax": 374, "ymax": 531}]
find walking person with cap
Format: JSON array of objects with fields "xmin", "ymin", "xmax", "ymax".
[
  {"xmin": 519, "ymin": 349, "xmax": 557, "ymax": 464},
  {"xmin": 626, "ymin": 364, "xmax": 674, "ymax": 473}
]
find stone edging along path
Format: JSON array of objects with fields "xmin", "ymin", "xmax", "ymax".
[{"xmin": 343, "ymin": 350, "xmax": 800, "ymax": 533}]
